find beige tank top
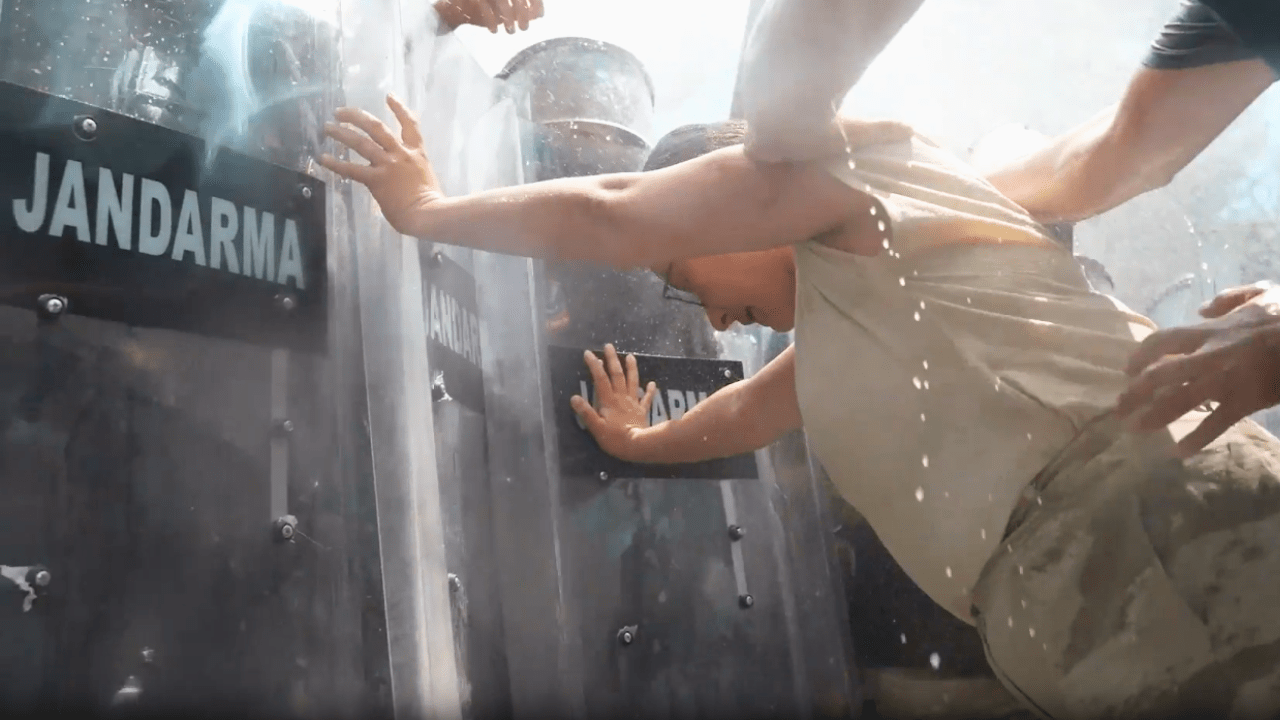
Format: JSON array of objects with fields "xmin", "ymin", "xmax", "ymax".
[{"xmin": 793, "ymin": 133, "xmax": 1157, "ymax": 623}]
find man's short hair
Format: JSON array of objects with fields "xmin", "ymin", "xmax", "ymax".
[{"xmin": 643, "ymin": 120, "xmax": 747, "ymax": 172}]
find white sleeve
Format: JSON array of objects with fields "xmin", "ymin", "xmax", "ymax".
[{"xmin": 735, "ymin": 0, "xmax": 926, "ymax": 162}]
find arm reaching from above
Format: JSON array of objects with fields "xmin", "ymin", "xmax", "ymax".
[
  {"xmin": 735, "ymin": 0, "xmax": 926, "ymax": 163},
  {"xmin": 570, "ymin": 344, "xmax": 803, "ymax": 464},
  {"xmin": 318, "ymin": 96, "xmax": 897, "ymax": 269},
  {"xmin": 982, "ymin": 59, "xmax": 1273, "ymax": 224}
]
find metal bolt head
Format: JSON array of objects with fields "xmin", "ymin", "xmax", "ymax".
[
  {"xmin": 448, "ymin": 573, "xmax": 461, "ymax": 592},
  {"xmin": 300, "ymin": 185, "xmax": 313, "ymax": 200},
  {"xmin": 723, "ymin": 368, "xmax": 733, "ymax": 379},
  {"xmin": 430, "ymin": 251, "xmax": 444, "ymax": 267},
  {"xmin": 33, "ymin": 570, "xmax": 51, "ymax": 587},
  {"xmin": 277, "ymin": 294, "xmax": 297, "ymax": 312},
  {"xmin": 76, "ymin": 116, "xmax": 98, "ymax": 140},
  {"xmin": 280, "ymin": 419, "xmax": 294, "ymax": 434},
  {"xmin": 598, "ymin": 471, "xmax": 610, "ymax": 484},
  {"xmin": 274, "ymin": 515, "xmax": 298, "ymax": 542},
  {"xmin": 739, "ymin": 594, "xmax": 754, "ymax": 609},
  {"xmin": 617, "ymin": 627, "xmax": 636, "ymax": 646},
  {"xmin": 41, "ymin": 295, "xmax": 65, "ymax": 316},
  {"xmin": 728, "ymin": 525, "xmax": 746, "ymax": 541},
  {"xmin": 140, "ymin": 648, "xmax": 156, "ymax": 664}
]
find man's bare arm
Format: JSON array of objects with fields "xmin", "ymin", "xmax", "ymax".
[
  {"xmin": 984, "ymin": 59, "xmax": 1274, "ymax": 224},
  {"xmin": 626, "ymin": 346, "xmax": 803, "ymax": 464}
]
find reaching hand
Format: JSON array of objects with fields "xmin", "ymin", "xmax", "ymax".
[
  {"xmin": 434, "ymin": 0, "xmax": 544, "ymax": 34},
  {"xmin": 570, "ymin": 344, "xmax": 658, "ymax": 463},
  {"xmin": 319, "ymin": 95, "xmax": 441, "ymax": 237},
  {"xmin": 1117, "ymin": 281, "xmax": 1280, "ymax": 457}
]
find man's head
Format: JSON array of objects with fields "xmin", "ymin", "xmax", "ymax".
[{"xmin": 643, "ymin": 120, "xmax": 799, "ymax": 332}]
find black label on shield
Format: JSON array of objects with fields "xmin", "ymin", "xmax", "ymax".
[
  {"xmin": 0, "ymin": 81, "xmax": 327, "ymax": 353},
  {"xmin": 548, "ymin": 345, "xmax": 759, "ymax": 481},
  {"xmin": 422, "ymin": 251, "xmax": 485, "ymax": 414}
]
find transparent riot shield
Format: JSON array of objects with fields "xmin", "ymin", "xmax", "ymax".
[{"xmin": 0, "ymin": 0, "xmax": 506, "ymax": 717}]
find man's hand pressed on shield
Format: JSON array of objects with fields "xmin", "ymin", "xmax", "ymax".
[
  {"xmin": 1117, "ymin": 282, "xmax": 1280, "ymax": 457},
  {"xmin": 569, "ymin": 344, "xmax": 658, "ymax": 463},
  {"xmin": 320, "ymin": 96, "xmax": 443, "ymax": 237}
]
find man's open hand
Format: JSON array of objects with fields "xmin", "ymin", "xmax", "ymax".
[{"xmin": 1117, "ymin": 281, "xmax": 1280, "ymax": 456}]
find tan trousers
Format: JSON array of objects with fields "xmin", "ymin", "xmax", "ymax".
[{"xmin": 973, "ymin": 410, "xmax": 1280, "ymax": 720}]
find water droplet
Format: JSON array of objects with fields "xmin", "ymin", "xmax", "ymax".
[
  {"xmin": 966, "ymin": 297, "xmax": 972, "ymax": 304},
  {"xmin": 914, "ymin": 311, "xmax": 921, "ymax": 322},
  {"xmin": 1037, "ymin": 496, "xmax": 1043, "ymax": 505},
  {"xmin": 1029, "ymin": 627, "xmax": 1036, "ymax": 638},
  {"xmin": 1021, "ymin": 599, "xmax": 1027, "ymax": 608},
  {"xmin": 915, "ymin": 487, "xmax": 925, "ymax": 502},
  {"xmin": 920, "ymin": 413, "xmax": 926, "ymax": 422},
  {"xmin": 900, "ymin": 633, "xmax": 906, "ymax": 644},
  {"xmin": 980, "ymin": 528, "xmax": 987, "ymax": 540},
  {"xmin": 944, "ymin": 566, "xmax": 952, "ymax": 578},
  {"xmin": 882, "ymin": 238, "xmax": 890, "ymax": 249},
  {"xmin": 1018, "ymin": 565, "xmax": 1024, "ymax": 575},
  {"xmin": 922, "ymin": 455, "xmax": 929, "ymax": 468},
  {"xmin": 1201, "ymin": 262, "xmax": 1209, "ymax": 271},
  {"xmin": 923, "ymin": 380, "xmax": 930, "ymax": 390},
  {"xmin": 899, "ymin": 277, "xmax": 906, "ymax": 287},
  {"xmin": 878, "ymin": 220, "xmax": 886, "ymax": 232},
  {"xmin": 929, "ymin": 653, "xmax": 941, "ymax": 670},
  {"xmin": 1027, "ymin": 433, "xmax": 1033, "ymax": 441},
  {"xmin": 913, "ymin": 376, "xmax": 922, "ymax": 389},
  {"xmin": 1007, "ymin": 616, "xmax": 1014, "ymax": 628},
  {"xmin": 848, "ymin": 158, "xmax": 857, "ymax": 170},
  {"xmin": 1034, "ymin": 296, "xmax": 1048, "ymax": 303},
  {"xmin": 870, "ymin": 205, "xmax": 877, "ymax": 216},
  {"xmin": 1043, "ymin": 643, "xmax": 1048, "ymax": 651},
  {"xmin": 919, "ymin": 300, "xmax": 926, "ymax": 309}
]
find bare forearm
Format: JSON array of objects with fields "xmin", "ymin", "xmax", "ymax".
[
  {"xmin": 412, "ymin": 174, "xmax": 642, "ymax": 266},
  {"xmin": 983, "ymin": 107, "xmax": 1148, "ymax": 224},
  {"xmin": 411, "ymin": 147, "xmax": 853, "ymax": 269},
  {"xmin": 626, "ymin": 383, "xmax": 782, "ymax": 464},
  {"xmin": 626, "ymin": 346, "xmax": 802, "ymax": 464}
]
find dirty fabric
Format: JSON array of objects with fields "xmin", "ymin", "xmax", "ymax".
[{"xmin": 973, "ymin": 409, "xmax": 1280, "ymax": 720}]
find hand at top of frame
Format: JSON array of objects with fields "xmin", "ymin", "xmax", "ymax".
[
  {"xmin": 1116, "ymin": 281, "xmax": 1280, "ymax": 457},
  {"xmin": 319, "ymin": 95, "xmax": 440, "ymax": 238},
  {"xmin": 434, "ymin": 0, "xmax": 544, "ymax": 34},
  {"xmin": 570, "ymin": 344, "xmax": 658, "ymax": 464}
]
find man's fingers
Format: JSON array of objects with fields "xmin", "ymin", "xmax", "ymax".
[
  {"xmin": 488, "ymin": 0, "xmax": 516, "ymax": 33},
  {"xmin": 624, "ymin": 353, "xmax": 641, "ymax": 398},
  {"xmin": 1125, "ymin": 326, "xmax": 1209, "ymax": 377},
  {"xmin": 604, "ymin": 344, "xmax": 627, "ymax": 395},
  {"xmin": 584, "ymin": 350, "xmax": 612, "ymax": 398},
  {"xmin": 528, "ymin": 0, "xmax": 545, "ymax": 23},
  {"xmin": 1174, "ymin": 401, "xmax": 1248, "ymax": 458},
  {"xmin": 325, "ymin": 122, "xmax": 388, "ymax": 164},
  {"xmin": 1127, "ymin": 370, "xmax": 1223, "ymax": 432},
  {"xmin": 570, "ymin": 395, "xmax": 605, "ymax": 434},
  {"xmin": 386, "ymin": 95, "xmax": 424, "ymax": 150},
  {"xmin": 333, "ymin": 107, "xmax": 401, "ymax": 154},
  {"xmin": 1117, "ymin": 350, "xmax": 1217, "ymax": 419},
  {"xmin": 318, "ymin": 154, "xmax": 375, "ymax": 184},
  {"xmin": 640, "ymin": 382, "xmax": 657, "ymax": 414},
  {"xmin": 1200, "ymin": 282, "xmax": 1273, "ymax": 318}
]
